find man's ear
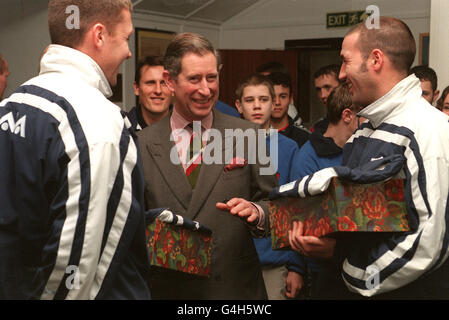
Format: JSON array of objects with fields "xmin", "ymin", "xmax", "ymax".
[
  {"xmin": 433, "ymin": 90, "xmax": 440, "ymax": 104},
  {"xmin": 341, "ymin": 108, "xmax": 353, "ymax": 124},
  {"xmin": 90, "ymin": 23, "xmax": 107, "ymax": 49},
  {"xmin": 235, "ymin": 99, "xmax": 243, "ymax": 114},
  {"xmin": 163, "ymin": 70, "xmax": 175, "ymax": 93},
  {"xmin": 370, "ymin": 49, "xmax": 384, "ymax": 72}
]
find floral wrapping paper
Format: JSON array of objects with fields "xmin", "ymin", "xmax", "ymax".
[
  {"xmin": 146, "ymin": 219, "xmax": 212, "ymax": 277},
  {"xmin": 268, "ymin": 178, "xmax": 410, "ymax": 250}
]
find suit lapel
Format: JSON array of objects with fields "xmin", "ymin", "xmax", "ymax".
[
  {"xmin": 186, "ymin": 110, "xmax": 233, "ymax": 220},
  {"xmin": 146, "ymin": 115, "xmax": 192, "ymax": 210}
]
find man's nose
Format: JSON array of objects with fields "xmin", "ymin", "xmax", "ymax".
[
  {"xmin": 253, "ymin": 99, "xmax": 262, "ymax": 109},
  {"xmin": 339, "ymin": 65, "xmax": 347, "ymax": 82},
  {"xmin": 274, "ymin": 96, "xmax": 281, "ymax": 105},
  {"xmin": 155, "ymin": 82, "xmax": 162, "ymax": 94},
  {"xmin": 198, "ymin": 78, "xmax": 211, "ymax": 96}
]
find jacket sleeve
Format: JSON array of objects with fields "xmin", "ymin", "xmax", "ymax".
[
  {"xmin": 340, "ymin": 155, "xmax": 449, "ymax": 296},
  {"xmin": 286, "ymin": 251, "xmax": 306, "ymax": 275}
]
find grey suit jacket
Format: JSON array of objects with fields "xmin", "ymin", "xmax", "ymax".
[{"xmin": 137, "ymin": 109, "xmax": 278, "ymax": 299}]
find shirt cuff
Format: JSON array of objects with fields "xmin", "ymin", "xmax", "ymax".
[{"xmin": 250, "ymin": 202, "xmax": 265, "ymax": 231}]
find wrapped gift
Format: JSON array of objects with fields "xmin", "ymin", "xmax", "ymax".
[
  {"xmin": 146, "ymin": 219, "xmax": 212, "ymax": 277},
  {"xmin": 268, "ymin": 178, "xmax": 410, "ymax": 250}
]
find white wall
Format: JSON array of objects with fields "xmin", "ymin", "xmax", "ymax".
[
  {"xmin": 0, "ymin": 0, "xmax": 50, "ymax": 99},
  {"xmin": 429, "ymin": 0, "xmax": 449, "ymax": 93},
  {"xmin": 221, "ymin": 0, "xmax": 431, "ymax": 67}
]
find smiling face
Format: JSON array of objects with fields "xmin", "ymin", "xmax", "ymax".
[
  {"xmin": 133, "ymin": 65, "xmax": 171, "ymax": 116},
  {"xmin": 99, "ymin": 8, "xmax": 133, "ymax": 86},
  {"xmin": 272, "ymin": 85, "xmax": 290, "ymax": 121},
  {"xmin": 339, "ymin": 32, "xmax": 377, "ymax": 108},
  {"xmin": 166, "ymin": 52, "xmax": 219, "ymax": 121},
  {"xmin": 236, "ymin": 84, "xmax": 273, "ymax": 129}
]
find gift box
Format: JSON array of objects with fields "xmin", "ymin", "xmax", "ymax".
[
  {"xmin": 268, "ymin": 178, "xmax": 410, "ymax": 250},
  {"xmin": 146, "ymin": 219, "xmax": 212, "ymax": 277}
]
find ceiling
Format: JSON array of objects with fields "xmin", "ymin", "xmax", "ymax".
[{"xmin": 132, "ymin": 0, "xmax": 262, "ymax": 25}]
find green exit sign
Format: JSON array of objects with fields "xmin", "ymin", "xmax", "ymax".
[{"xmin": 327, "ymin": 10, "xmax": 370, "ymax": 28}]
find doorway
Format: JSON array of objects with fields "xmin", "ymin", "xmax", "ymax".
[{"xmin": 285, "ymin": 38, "xmax": 343, "ymax": 129}]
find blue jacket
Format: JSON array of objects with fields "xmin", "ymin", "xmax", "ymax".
[
  {"xmin": 127, "ymin": 105, "xmax": 147, "ymax": 132},
  {"xmin": 291, "ymin": 131, "xmax": 342, "ymax": 180},
  {"xmin": 215, "ymin": 100, "xmax": 241, "ymax": 118},
  {"xmin": 253, "ymin": 132, "xmax": 305, "ymax": 275}
]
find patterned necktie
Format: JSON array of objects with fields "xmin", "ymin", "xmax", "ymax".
[{"xmin": 185, "ymin": 123, "xmax": 203, "ymax": 189}]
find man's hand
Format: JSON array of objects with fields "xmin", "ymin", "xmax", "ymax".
[
  {"xmin": 216, "ymin": 198, "xmax": 259, "ymax": 225},
  {"xmin": 288, "ymin": 221, "xmax": 336, "ymax": 259},
  {"xmin": 285, "ymin": 271, "xmax": 303, "ymax": 299}
]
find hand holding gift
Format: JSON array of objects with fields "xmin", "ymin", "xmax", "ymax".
[
  {"xmin": 268, "ymin": 177, "xmax": 410, "ymax": 250},
  {"xmin": 288, "ymin": 221, "xmax": 336, "ymax": 259}
]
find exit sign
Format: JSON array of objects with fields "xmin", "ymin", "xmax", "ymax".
[{"xmin": 327, "ymin": 10, "xmax": 370, "ymax": 28}]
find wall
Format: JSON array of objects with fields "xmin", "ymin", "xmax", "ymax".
[
  {"xmin": 0, "ymin": 0, "xmax": 50, "ymax": 99},
  {"xmin": 220, "ymin": 0, "xmax": 431, "ymax": 68},
  {"xmin": 429, "ymin": 0, "xmax": 449, "ymax": 93}
]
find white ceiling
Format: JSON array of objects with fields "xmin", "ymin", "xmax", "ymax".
[{"xmin": 132, "ymin": 0, "xmax": 262, "ymax": 25}]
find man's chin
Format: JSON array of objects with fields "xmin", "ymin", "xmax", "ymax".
[
  {"xmin": 189, "ymin": 106, "xmax": 214, "ymax": 120},
  {"xmin": 271, "ymin": 113, "xmax": 285, "ymax": 119}
]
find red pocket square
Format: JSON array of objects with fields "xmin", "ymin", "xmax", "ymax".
[{"xmin": 224, "ymin": 157, "xmax": 247, "ymax": 172}]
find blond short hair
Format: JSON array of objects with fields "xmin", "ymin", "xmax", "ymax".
[{"xmin": 48, "ymin": 0, "xmax": 132, "ymax": 48}]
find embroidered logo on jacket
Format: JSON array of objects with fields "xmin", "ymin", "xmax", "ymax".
[{"xmin": 0, "ymin": 112, "xmax": 26, "ymax": 138}]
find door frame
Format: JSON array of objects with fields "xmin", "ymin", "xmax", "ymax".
[{"xmin": 285, "ymin": 38, "xmax": 343, "ymax": 123}]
